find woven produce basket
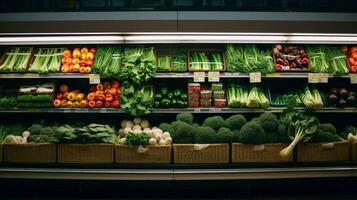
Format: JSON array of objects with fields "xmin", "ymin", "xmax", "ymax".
[
  {"xmin": 115, "ymin": 145, "xmax": 171, "ymax": 164},
  {"xmin": 57, "ymin": 144, "xmax": 114, "ymax": 164},
  {"xmin": 173, "ymin": 144, "xmax": 229, "ymax": 164},
  {"xmin": 231, "ymin": 143, "xmax": 292, "ymax": 163},
  {"xmin": 0, "ymin": 144, "xmax": 3, "ymax": 162},
  {"xmin": 297, "ymin": 141, "xmax": 350, "ymax": 162},
  {"xmin": 3, "ymin": 143, "xmax": 56, "ymax": 163},
  {"xmin": 351, "ymin": 142, "xmax": 357, "ymax": 161}
]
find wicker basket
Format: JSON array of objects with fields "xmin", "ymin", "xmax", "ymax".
[
  {"xmin": 0, "ymin": 144, "xmax": 3, "ymax": 162},
  {"xmin": 231, "ymin": 143, "xmax": 292, "ymax": 163},
  {"xmin": 297, "ymin": 141, "xmax": 350, "ymax": 162},
  {"xmin": 115, "ymin": 145, "xmax": 171, "ymax": 164},
  {"xmin": 3, "ymin": 143, "xmax": 56, "ymax": 163},
  {"xmin": 173, "ymin": 144, "xmax": 229, "ymax": 164},
  {"xmin": 57, "ymin": 144, "xmax": 114, "ymax": 164},
  {"xmin": 351, "ymin": 142, "xmax": 357, "ymax": 161}
]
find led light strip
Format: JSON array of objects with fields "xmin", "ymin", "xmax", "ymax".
[{"xmin": 1, "ymin": 33, "xmax": 357, "ymax": 45}]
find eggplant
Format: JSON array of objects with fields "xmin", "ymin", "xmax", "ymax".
[
  {"xmin": 347, "ymin": 95, "xmax": 356, "ymax": 106},
  {"xmin": 337, "ymin": 99, "xmax": 347, "ymax": 108},
  {"xmin": 328, "ymin": 94, "xmax": 338, "ymax": 104},
  {"xmin": 330, "ymin": 88, "xmax": 338, "ymax": 95},
  {"xmin": 339, "ymin": 88, "xmax": 348, "ymax": 97}
]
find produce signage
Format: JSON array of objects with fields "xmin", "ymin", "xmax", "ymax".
[
  {"xmin": 193, "ymin": 72, "xmax": 205, "ymax": 82},
  {"xmin": 350, "ymin": 74, "xmax": 357, "ymax": 84},
  {"xmin": 208, "ymin": 71, "xmax": 220, "ymax": 82},
  {"xmin": 308, "ymin": 73, "xmax": 329, "ymax": 83}
]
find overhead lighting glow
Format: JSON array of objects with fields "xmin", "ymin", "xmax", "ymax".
[{"xmin": 0, "ymin": 36, "xmax": 124, "ymax": 45}]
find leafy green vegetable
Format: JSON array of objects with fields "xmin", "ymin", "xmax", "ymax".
[
  {"xmin": 125, "ymin": 132, "xmax": 150, "ymax": 147},
  {"xmin": 93, "ymin": 46, "xmax": 123, "ymax": 79},
  {"xmin": 0, "ymin": 47, "xmax": 33, "ymax": 72},
  {"xmin": 17, "ymin": 94, "xmax": 52, "ymax": 102},
  {"xmin": 189, "ymin": 51, "xmax": 224, "ymax": 71},
  {"xmin": 226, "ymin": 44, "xmax": 274, "ymax": 73},
  {"xmin": 120, "ymin": 82, "xmax": 153, "ymax": 116},
  {"xmin": 280, "ymin": 110, "xmax": 319, "ymax": 158},
  {"xmin": 157, "ymin": 56, "xmax": 171, "ymax": 71},
  {"xmin": 28, "ymin": 48, "xmax": 64, "ymax": 74},
  {"xmin": 171, "ymin": 55, "xmax": 186, "ymax": 71},
  {"xmin": 0, "ymin": 96, "xmax": 17, "ymax": 108},
  {"xmin": 121, "ymin": 46, "xmax": 157, "ymax": 85}
]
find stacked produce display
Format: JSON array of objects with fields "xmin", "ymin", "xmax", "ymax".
[{"xmin": 1, "ymin": 43, "xmax": 357, "ymax": 166}]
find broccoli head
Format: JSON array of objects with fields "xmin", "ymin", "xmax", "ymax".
[
  {"xmin": 258, "ymin": 112, "xmax": 279, "ymax": 133},
  {"xmin": 170, "ymin": 121, "xmax": 195, "ymax": 144},
  {"xmin": 202, "ymin": 116, "xmax": 228, "ymax": 131},
  {"xmin": 340, "ymin": 125, "xmax": 357, "ymax": 139},
  {"xmin": 192, "ymin": 123, "xmax": 200, "ymax": 128},
  {"xmin": 318, "ymin": 123, "xmax": 337, "ymax": 135},
  {"xmin": 225, "ymin": 114, "xmax": 247, "ymax": 130},
  {"xmin": 159, "ymin": 123, "xmax": 172, "ymax": 133},
  {"xmin": 277, "ymin": 124, "xmax": 291, "ymax": 143},
  {"xmin": 238, "ymin": 121, "xmax": 266, "ymax": 144},
  {"xmin": 27, "ymin": 124, "xmax": 43, "ymax": 135},
  {"xmin": 232, "ymin": 129, "xmax": 241, "ymax": 142},
  {"xmin": 217, "ymin": 127, "xmax": 234, "ymax": 143},
  {"xmin": 265, "ymin": 131, "xmax": 279, "ymax": 143},
  {"xmin": 176, "ymin": 112, "xmax": 194, "ymax": 124},
  {"xmin": 311, "ymin": 123, "xmax": 341, "ymax": 143},
  {"xmin": 194, "ymin": 126, "xmax": 218, "ymax": 144},
  {"xmin": 39, "ymin": 127, "xmax": 55, "ymax": 135},
  {"xmin": 311, "ymin": 132, "xmax": 341, "ymax": 143}
]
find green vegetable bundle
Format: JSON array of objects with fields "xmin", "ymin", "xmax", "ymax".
[
  {"xmin": 27, "ymin": 123, "xmax": 59, "ymax": 143},
  {"xmin": 0, "ymin": 96, "xmax": 17, "ymax": 108},
  {"xmin": 189, "ymin": 51, "xmax": 224, "ymax": 71},
  {"xmin": 55, "ymin": 123, "xmax": 117, "ymax": 144},
  {"xmin": 299, "ymin": 87, "xmax": 323, "ymax": 110},
  {"xmin": 0, "ymin": 47, "xmax": 33, "ymax": 72},
  {"xmin": 121, "ymin": 47, "xmax": 157, "ymax": 85},
  {"xmin": 307, "ymin": 46, "xmax": 348, "ymax": 75},
  {"xmin": 17, "ymin": 94, "xmax": 52, "ymax": 103},
  {"xmin": 171, "ymin": 55, "xmax": 186, "ymax": 71},
  {"xmin": 120, "ymin": 82, "xmax": 153, "ymax": 116},
  {"xmin": 227, "ymin": 85, "xmax": 269, "ymax": 108},
  {"xmin": 125, "ymin": 132, "xmax": 150, "ymax": 147},
  {"xmin": 226, "ymin": 45, "xmax": 274, "ymax": 73},
  {"xmin": 157, "ymin": 56, "xmax": 171, "ymax": 72},
  {"xmin": 93, "ymin": 46, "xmax": 122, "ymax": 79},
  {"xmin": 28, "ymin": 48, "xmax": 64, "ymax": 74}
]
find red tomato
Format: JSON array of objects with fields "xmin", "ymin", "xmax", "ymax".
[{"xmin": 89, "ymin": 48, "xmax": 96, "ymax": 54}]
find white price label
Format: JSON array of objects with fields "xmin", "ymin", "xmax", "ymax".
[
  {"xmin": 318, "ymin": 73, "xmax": 329, "ymax": 83},
  {"xmin": 308, "ymin": 73, "xmax": 319, "ymax": 83},
  {"xmin": 350, "ymin": 74, "xmax": 357, "ymax": 84},
  {"xmin": 208, "ymin": 71, "xmax": 220, "ymax": 82},
  {"xmin": 89, "ymin": 74, "xmax": 100, "ymax": 84},
  {"xmin": 249, "ymin": 72, "xmax": 261, "ymax": 83},
  {"xmin": 193, "ymin": 72, "xmax": 205, "ymax": 82}
]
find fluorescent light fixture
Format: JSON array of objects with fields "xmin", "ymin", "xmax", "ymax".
[
  {"xmin": 0, "ymin": 35, "xmax": 124, "ymax": 45},
  {"xmin": 1, "ymin": 33, "xmax": 357, "ymax": 44}
]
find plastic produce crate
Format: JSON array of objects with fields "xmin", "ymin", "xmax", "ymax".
[
  {"xmin": 173, "ymin": 144, "xmax": 229, "ymax": 164},
  {"xmin": 296, "ymin": 141, "xmax": 350, "ymax": 162},
  {"xmin": 231, "ymin": 143, "xmax": 292, "ymax": 163},
  {"xmin": 3, "ymin": 143, "xmax": 56, "ymax": 163},
  {"xmin": 115, "ymin": 145, "xmax": 171, "ymax": 164},
  {"xmin": 57, "ymin": 144, "xmax": 114, "ymax": 164}
]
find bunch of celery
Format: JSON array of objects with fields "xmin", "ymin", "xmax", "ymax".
[
  {"xmin": 327, "ymin": 47, "xmax": 349, "ymax": 75},
  {"xmin": 28, "ymin": 48, "xmax": 64, "ymax": 74},
  {"xmin": 299, "ymin": 86, "xmax": 324, "ymax": 110},
  {"xmin": 0, "ymin": 47, "xmax": 33, "ymax": 72},
  {"xmin": 93, "ymin": 46, "xmax": 122, "ymax": 79},
  {"xmin": 227, "ymin": 85, "xmax": 269, "ymax": 108},
  {"xmin": 189, "ymin": 52, "xmax": 223, "ymax": 71},
  {"xmin": 157, "ymin": 56, "xmax": 171, "ymax": 71}
]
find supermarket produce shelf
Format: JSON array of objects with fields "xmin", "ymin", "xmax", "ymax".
[
  {"xmin": 0, "ymin": 72, "xmax": 352, "ymax": 79},
  {"xmin": 1, "ymin": 107, "xmax": 357, "ymax": 113},
  {"xmin": 0, "ymin": 166, "xmax": 356, "ymax": 180}
]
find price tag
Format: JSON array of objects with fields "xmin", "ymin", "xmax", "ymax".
[
  {"xmin": 89, "ymin": 74, "xmax": 100, "ymax": 84},
  {"xmin": 350, "ymin": 74, "xmax": 357, "ymax": 84},
  {"xmin": 22, "ymin": 74, "xmax": 33, "ymax": 78},
  {"xmin": 193, "ymin": 108, "xmax": 200, "ymax": 113},
  {"xmin": 214, "ymin": 108, "xmax": 222, "ymax": 112},
  {"xmin": 343, "ymin": 108, "xmax": 355, "ymax": 113},
  {"xmin": 193, "ymin": 72, "xmax": 205, "ymax": 82},
  {"xmin": 271, "ymin": 109, "xmax": 282, "ymax": 113},
  {"xmin": 249, "ymin": 72, "xmax": 261, "ymax": 83},
  {"xmin": 208, "ymin": 71, "xmax": 220, "ymax": 82},
  {"xmin": 2, "ymin": 74, "xmax": 16, "ymax": 78},
  {"xmin": 82, "ymin": 108, "xmax": 89, "ymax": 113},
  {"xmin": 100, "ymin": 108, "xmax": 108, "ymax": 113},
  {"xmin": 308, "ymin": 73, "xmax": 319, "ymax": 83},
  {"xmin": 318, "ymin": 73, "xmax": 329, "ymax": 83},
  {"xmin": 266, "ymin": 73, "xmax": 281, "ymax": 78}
]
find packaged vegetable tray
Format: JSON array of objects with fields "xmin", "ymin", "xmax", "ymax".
[
  {"xmin": 3, "ymin": 143, "xmax": 56, "ymax": 163},
  {"xmin": 57, "ymin": 144, "xmax": 114, "ymax": 164},
  {"xmin": 173, "ymin": 143, "xmax": 229, "ymax": 164},
  {"xmin": 296, "ymin": 141, "xmax": 350, "ymax": 162},
  {"xmin": 188, "ymin": 49, "xmax": 226, "ymax": 71},
  {"xmin": 273, "ymin": 45, "xmax": 310, "ymax": 72},
  {"xmin": 0, "ymin": 47, "xmax": 34, "ymax": 73},
  {"xmin": 231, "ymin": 143, "xmax": 292, "ymax": 163},
  {"xmin": 115, "ymin": 144, "xmax": 171, "ymax": 164}
]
